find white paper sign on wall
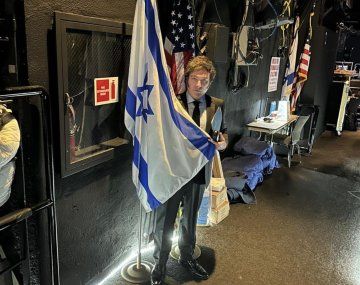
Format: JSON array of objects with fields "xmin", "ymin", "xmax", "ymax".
[{"xmin": 267, "ymin": 57, "xmax": 281, "ymax": 92}]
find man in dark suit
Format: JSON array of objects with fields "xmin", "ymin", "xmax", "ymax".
[{"xmin": 151, "ymin": 56, "xmax": 227, "ymax": 285}]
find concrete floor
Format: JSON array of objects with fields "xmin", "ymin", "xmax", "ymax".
[{"xmin": 102, "ymin": 130, "xmax": 360, "ymax": 285}]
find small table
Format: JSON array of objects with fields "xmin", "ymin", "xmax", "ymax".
[{"xmin": 246, "ymin": 115, "xmax": 298, "ymax": 145}]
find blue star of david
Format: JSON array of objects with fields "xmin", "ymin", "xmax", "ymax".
[{"xmin": 136, "ymin": 70, "xmax": 154, "ymax": 123}]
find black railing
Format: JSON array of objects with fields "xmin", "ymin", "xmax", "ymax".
[{"xmin": 0, "ymin": 86, "xmax": 59, "ymax": 285}]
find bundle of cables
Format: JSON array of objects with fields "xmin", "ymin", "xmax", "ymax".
[{"xmin": 0, "ymin": 104, "xmax": 20, "ymax": 207}]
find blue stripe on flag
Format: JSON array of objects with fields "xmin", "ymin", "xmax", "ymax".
[
  {"xmin": 125, "ymin": 87, "xmax": 137, "ymax": 121},
  {"xmin": 287, "ymin": 72, "xmax": 296, "ymax": 85},
  {"xmin": 144, "ymin": 0, "xmax": 214, "ymax": 161},
  {"xmin": 133, "ymin": 137, "xmax": 161, "ymax": 209},
  {"xmin": 177, "ymin": 113, "xmax": 216, "ymax": 158}
]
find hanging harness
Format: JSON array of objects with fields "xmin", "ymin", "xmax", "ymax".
[{"xmin": 279, "ymin": 0, "xmax": 293, "ymax": 57}]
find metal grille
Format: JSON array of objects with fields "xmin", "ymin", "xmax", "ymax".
[{"xmin": 65, "ymin": 28, "xmax": 131, "ymax": 163}]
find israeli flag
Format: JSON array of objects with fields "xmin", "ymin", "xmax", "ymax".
[
  {"xmin": 124, "ymin": 0, "xmax": 215, "ymax": 212},
  {"xmin": 281, "ymin": 16, "xmax": 300, "ymax": 99}
]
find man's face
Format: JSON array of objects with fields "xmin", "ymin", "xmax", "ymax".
[{"xmin": 187, "ymin": 68, "xmax": 211, "ymax": 100}]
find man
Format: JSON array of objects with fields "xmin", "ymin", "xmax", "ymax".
[{"xmin": 151, "ymin": 56, "xmax": 228, "ymax": 285}]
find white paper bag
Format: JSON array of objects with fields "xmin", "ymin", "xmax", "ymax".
[{"xmin": 277, "ymin": 100, "xmax": 290, "ymax": 121}]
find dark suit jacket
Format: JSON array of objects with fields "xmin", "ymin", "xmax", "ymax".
[
  {"xmin": 177, "ymin": 92, "xmax": 228, "ymax": 145},
  {"xmin": 176, "ymin": 92, "xmax": 228, "ymax": 184}
]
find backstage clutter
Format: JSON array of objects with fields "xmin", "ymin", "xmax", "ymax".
[{"xmin": 197, "ymin": 136, "xmax": 279, "ymax": 226}]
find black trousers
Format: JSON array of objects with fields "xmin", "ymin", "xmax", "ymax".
[{"xmin": 153, "ymin": 181, "xmax": 205, "ymax": 265}]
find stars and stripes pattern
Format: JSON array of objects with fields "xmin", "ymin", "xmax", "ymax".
[
  {"xmin": 164, "ymin": 0, "xmax": 196, "ymax": 95},
  {"xmin": 290, "ymin": 5, "xmax": 315, "ymax": 111},
  {"xmin": 290, "ymin": 38, "xmax": 311, "ymax": 111}
]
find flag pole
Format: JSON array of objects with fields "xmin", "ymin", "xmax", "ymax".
[{"xmin": 120, "ymin": 203, "xmax": 152, "ymax": 283}]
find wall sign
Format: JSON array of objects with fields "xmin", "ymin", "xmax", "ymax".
[
  {"xmin": 94, "ymin": 77, "xmax": 119, "ymax": 105},
  {"xmin": 267, "ymin": 57, "xmax": 280, "ymax": 92}
]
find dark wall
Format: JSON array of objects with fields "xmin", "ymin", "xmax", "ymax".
[
  {"xmin": 209, "ymin": 1, "xmax": 339, "ymax": 143},
  {"xmin": 55, "ymin": 150, "xmax": 137, "ymax": 284},
  {"xmin": 301, "ymin": 26, "xmax": 338, "ymax": 138},
  {"xmin": 342, "ymin": 33, "xmax": 360, "ymax": 63},
  {"xmin": 201, "ymin": 0, "xmax": 339, "ymax": 145},
  {"xmin": 299, "ymin": 4, "xmax": 339, "ymax": 138},
  {"xmin": 0, "ymin": 0, "xmax": 28, "ymax": 88},
  {"xmin": 24, "ymin": 0, "xmax": 135, "ymax": 91},
  {"xmin": 211, "ymin": 33, "xmax": 286, "ymax": 145},
  {"xmin": 201, "ymin": 0, "xmax": 290, "ymax": 146},
  {"xmin": 24, "ymin": 0, "xmax": 137, "ymax": 284}
]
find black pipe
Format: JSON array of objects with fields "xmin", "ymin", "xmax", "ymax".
[{"xmin": 0, "ymin": 200, "xmax": 53, "ymax": 231}]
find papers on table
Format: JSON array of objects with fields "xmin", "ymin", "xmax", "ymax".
[{"xmin": 247, "ymin": 118, "xmax": 290, "ymax": 130}]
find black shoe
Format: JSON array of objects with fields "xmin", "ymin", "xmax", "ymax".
[
  {"xmin": 151, "ymin": 264, "xmax": 166, "ymax": 285},
  {"xmin": 178, "ymin": 258, "xmax": 209, "ymax": 280}
]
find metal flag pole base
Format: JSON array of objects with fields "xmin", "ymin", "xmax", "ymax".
[
  {"xmin": 120, "ymin": 260, "xmax": 153, "ymax": 284},
  {"xmin": 120, "ymin": 204, "xmax": 152, "ymax": 283},
  {"xmin": 170, "ymin": 243, "xmax": 201, "ymax": 261}
]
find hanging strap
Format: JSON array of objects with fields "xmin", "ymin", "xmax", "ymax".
[
  {"xmin": 308, "ymin": 1, "xmax": 316, "ymax": 40},
  {"xmin": 65, "ymin": 93, "xmax": 77, "ymax": 133},
  {"xmin": 195, "ymin": 0, "xmax": 207, "ymax": 53},
  {"xmin": 279, "ymin": 0, "xmax": 293, "ymax": 53}
]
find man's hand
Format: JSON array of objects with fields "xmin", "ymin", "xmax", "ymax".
[{"xmin": 209, "ymin": 132, "xmax": 227, "ymax": 151}]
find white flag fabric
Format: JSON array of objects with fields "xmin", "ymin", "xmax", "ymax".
[
  {"xmin": 281, "ymin": 16, "xmax": 300, "ymax": 99},
  {"xmin": 125, "ymin": 0, "xmax": 215, "ymax": 212}
]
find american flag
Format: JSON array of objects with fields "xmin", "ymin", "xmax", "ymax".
[
  {"xmin": 290, "ymin": 5, "xmax": 315, "ymax": 111},
  {"xmin": 164, "ymin": 0, "xmax": 196, "ymax": 95},
  {"xmin": 290, "ymin": 37, "xmax": 311, "ymax": 112}
]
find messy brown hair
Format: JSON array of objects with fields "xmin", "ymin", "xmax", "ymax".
[{"xmin": 185, "ymin": 56, "xmax": 216, "ymax": 82}]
